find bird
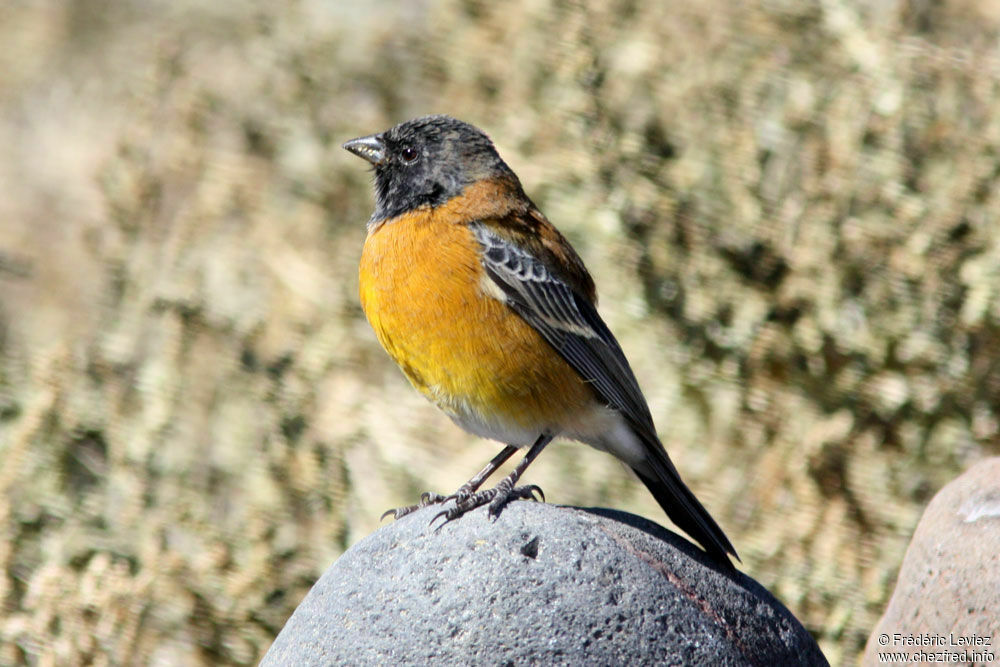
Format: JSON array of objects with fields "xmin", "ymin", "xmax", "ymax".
[{"xmin": 343, "ymin": 114, "xmax": 738, "ymax": 567}]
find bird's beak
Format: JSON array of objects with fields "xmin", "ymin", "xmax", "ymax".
[{"xmin": 343, "ymin": 134, "xmax": 386, "ymax": 165}]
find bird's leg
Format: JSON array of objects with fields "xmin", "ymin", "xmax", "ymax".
[
  {"xmin": 381, "ymin": 444, "xmax": 520, "ymax": 520},
  {"xmin": 433, "ymin": 434, "xmax": 553, "ymax": 525}
]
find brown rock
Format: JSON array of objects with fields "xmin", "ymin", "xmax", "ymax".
[{"xmin": 864, "ymin": 458, "xmax": 1000, "ymax": 665}]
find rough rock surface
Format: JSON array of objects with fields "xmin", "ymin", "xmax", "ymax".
[
  {"xmin": 263, "ymin": 502, "xmax": 827, "ymax": 666},
  {"xmin": 865, "ymin": 458, "xmax": 1000, "ymax": 666}
]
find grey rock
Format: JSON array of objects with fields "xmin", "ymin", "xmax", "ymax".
[
  {"xmin": 864, "ymin": 457, "xmax": 1000, "ymax": 666},
  {"xmin": 263, "ymin": 502, "xmax": 827, "ymax": 666}
]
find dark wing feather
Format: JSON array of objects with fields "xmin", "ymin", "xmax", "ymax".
[
  {"xmin": 473, "ymin": 223, "xmax": 655, "ymax": 436},
  {"xmin": 473, "ymin": 222, "xmax": 739, "ymax": 565}
]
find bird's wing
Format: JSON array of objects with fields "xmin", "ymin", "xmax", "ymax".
[
  {"xmin": 473, "ymin": 221, "xmax": 739, "ymax": 564},
  {"xmin": 472, "ymin": 222, "xmax": 655, "ymax": 435}
]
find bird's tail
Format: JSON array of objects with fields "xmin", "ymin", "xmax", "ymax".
[{"xmin": 632, "ymin": 438, "xmax": 739, "ymax": 569}]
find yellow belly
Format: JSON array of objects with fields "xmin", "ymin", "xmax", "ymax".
[{"xmin": 358, "ymin": 208, "xmax": 594, "ymax": 442}]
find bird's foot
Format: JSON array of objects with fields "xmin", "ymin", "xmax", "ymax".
[
  {"xmin": 431, "ymin": 477, "xmax": 544, "ymax": 527},
  {"xmin": 380, "ymin": 492, "xmax": 449, "ymax": 521}
]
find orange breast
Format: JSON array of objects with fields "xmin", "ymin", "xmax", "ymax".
[{"xmin": 358, "ymin": 204, "xmax": 594, "ymax": 440}]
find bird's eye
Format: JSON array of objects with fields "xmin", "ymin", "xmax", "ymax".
[{"xmin": 400, "ymin": 147, "xmax": 418, "ymax": 163}]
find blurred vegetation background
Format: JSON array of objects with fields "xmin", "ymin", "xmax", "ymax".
[{"xmin": 1, "ymin": 0, "xmax": 998, "ymax": 664}]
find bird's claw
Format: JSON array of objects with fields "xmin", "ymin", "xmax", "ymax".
[
  {"xmin": 429, "ymin": 483, "xmax": 546, "ymax": 527},
  {"xmin": 381, "ymin": 492, "xmax": 449, "ymax": 521},
  {"xmin": 386, "ymin": 482, "xmax": 545, "ymax": 527}
]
